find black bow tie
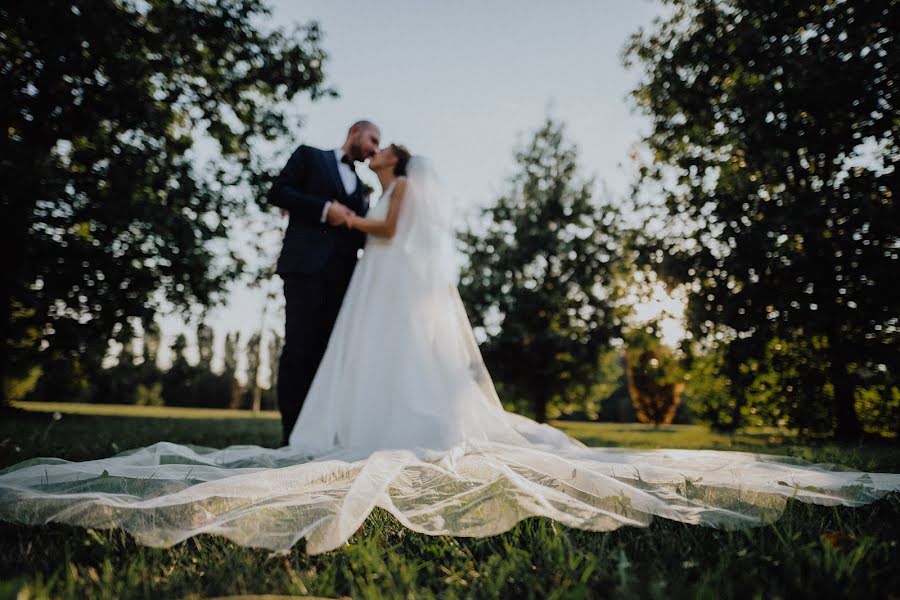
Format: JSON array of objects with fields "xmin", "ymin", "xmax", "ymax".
[{"xmin": 340, "ymin": 155, "xmax": 355, "ymax": 167}]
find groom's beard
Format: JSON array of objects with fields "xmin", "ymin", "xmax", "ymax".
[{"xmin": 346, "ymin": 143, "xmax": 366, "ymax": 163}]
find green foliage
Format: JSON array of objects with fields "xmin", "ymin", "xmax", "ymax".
[
  {"xmin": 744, "ymin": 335, "xmax": 835, "ymax": 436},
  {"xmin": 623, "ymin": 326, "xmax": 686, "ymax": 425},
  {"xmin": 223, "ymin": 331, "xmax": 242, "ymax": 408},
  {"xmin": 267, "ymin": 329, "xmax": 284, "ymax": 397},
  {"xmin": 1, "ymin": 410, "xmax": 898, "ymax": 599},
  {"xmin": 624, "ymin": 0, "xmax": 899, "ymax": 439},
  {"xmin": 1, "ymin": 0, "xmax": 334, "ymax": 406},
  {"xmin": 153, "ymin": 329, "xmax": 240, "ymax": 409},
  {"xmin": 244, "ymin": 330, "xmax": 262, "ymax": 412},
  {"xmin": 27, "ymin": 356, "xmax": 93, "ymax": 404},
  {"xmin": 459, "ymin": 118, "xmax": 631, "ymax": 422},
  {"xmin": 856, "ymin": 383, "xmax": 900, "ymax": 438},
  {"xmin": 133, "ymin": 382, "xmax": 163, "ymax": 407},
  {"xmin": 577, "ymin": 347, "xmax": 628, "ymax": 421},
  {"xmin": 160, "ymin": 334, "xmax": 193, "ymax": 406},
  {"xmin": 625, "ymin": 326, "xmax": 685, "ymax": 390},
  {"xmin": 682, "ymin": 344, "xmax": 743, "ymax": 431},
  {"xmin": 682, "ymin": 333, "xmax": 899, "ymax": 438},
  {"xmin": 5, "ymin": 366, "xmax": 41, "ymax": 403},
  {"xmin": 196, "ymin": 322, "xmax": 215, "ymax": 371},
  {"xmin": 37, "ymin": 322, "xmax": 241, "ymax": 409}
]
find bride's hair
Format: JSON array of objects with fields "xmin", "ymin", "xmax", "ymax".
[{"xmin": 390, "ymin": 144, "xmax": 412, "ymax": 176}]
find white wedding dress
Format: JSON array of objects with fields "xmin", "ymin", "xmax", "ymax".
[{"xmin": 1, "ymin": 158, "xmax": 898, "ymax": 555}]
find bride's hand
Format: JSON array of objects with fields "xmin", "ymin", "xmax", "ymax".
[{"xmin": 345, "ymin": 214, "xmax": 358, "ymax": 229}]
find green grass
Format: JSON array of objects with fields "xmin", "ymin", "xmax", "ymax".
[
  {"xmin": 1, "ymin": 404, "xmax": 898, "ymax": 599},
  {"xmin": 14, "ymin": 400, "xmax": 281, "ymax": 419}
]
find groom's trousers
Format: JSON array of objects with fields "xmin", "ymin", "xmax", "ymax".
[{"xmin": 277, "ymin": 254, "xmax": 357, "ymax": 446}]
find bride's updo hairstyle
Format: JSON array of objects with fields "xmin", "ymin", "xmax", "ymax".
[{"xmin": 391, "ymin": 144, "xmax": 412, "ymax": 176}]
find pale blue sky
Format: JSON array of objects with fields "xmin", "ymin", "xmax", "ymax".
[
  {"xmin": 267, "ymin": 0, "xmax": 662, "ymax": 205},
  {"xmin": 155, "ymin": 0, "xmax": 684, "ymax": 377}
]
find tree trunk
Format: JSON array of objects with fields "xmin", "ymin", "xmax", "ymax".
[
  {"xmin": 727, "ymin": 391, "xmax": 744, "ymax": 433},
  {"xmin": 251, "ymin": 385, "xmax": 261, "ymax": 415},
  {"xmin": 227, "ymin": 373, "xmax": 242, "ymax": 409},
  {"xmin": 532, "ymin": 382, "xmax": 549, "ymax": 423},
  {"xmin": 2, "ymin": 149, "xmax": 45, "ymax": 412},
  {"xmin": 0, "ymin": 290, "xmax": 9, "ymax": 411},
  {"xmin": 830, "ymin": 351, "xmax": 862, "ymax": 441},
  {"xmin": 0, "ymin": 198, "xmax": 25, "ymax": 411}
]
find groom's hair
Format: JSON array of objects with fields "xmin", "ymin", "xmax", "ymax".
[{"xmin": 349, "ymin": 120, "xmax": 377, "ymax": 133}]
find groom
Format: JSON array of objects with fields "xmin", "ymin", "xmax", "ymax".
[{"xmin": 268, "ymin": 120, "xmax": 381, "ymax": 446}]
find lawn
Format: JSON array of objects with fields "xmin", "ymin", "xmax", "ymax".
[{"xmin": 1, "ymin": 403, "xmax": 898, "ymax": 599}]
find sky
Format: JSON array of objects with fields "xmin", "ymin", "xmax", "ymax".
[{"xmin": 155, "ymin": 0, "xmax": 686, "ymax": 378}]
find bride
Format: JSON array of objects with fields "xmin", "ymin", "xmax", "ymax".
[
  {"xmin": 287, "ymin": 145, "xmax": 554, "ymax": 458},
  {"xmin": 1, "ymin": 145, "xmax": 898, "ymax": 555}
]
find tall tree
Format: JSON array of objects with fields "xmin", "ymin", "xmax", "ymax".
[
  {"xmin": 142, "ymin": 321, "xmax": 161, "ymax": 374},
  {"xmin": 162, "ymin": 333, "xmax": 192, "ymax": 406},
  {"xmin": 1, "ymin": 0, "xmax": 334, "ymax": 408},
  {"xmin": 245, "ymin": 331, "xmax": 263, "ymax": 414},
  {"xmin": 267, "ymin": 330, "xmax": 284, "ymax": 391},
  {"xmin": 459, "ymin": 119, "xmax": 630, "ymax": 422},
  {"xmin": 223, "ymin": 331, "xmax": 242, "ymax": 409},
  {"xmin": 263, "ymin": 329, "xmax": 283, "ymax": 411},
  {"xmin": 196, "ymin": 322, "xmax": 215, "ymax": 372},
  {"xmin": 136, "ymin": 319, "xmax": 164, "ymax": 403},
  {"xmin": 625, "ymin": 0, "xmax": 898, "ymax": 438},
  {"xmin": 623, "ymin": 327, "xmax": 686, "ymax": 426},
  {"xmin": 95, "ymin": 323, "xmax": 141, "ymax": 404}
]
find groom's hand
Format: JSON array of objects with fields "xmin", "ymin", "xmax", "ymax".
[{"xmin": 326, "ymin": 201, "xmax": 355, "ymax": 227}]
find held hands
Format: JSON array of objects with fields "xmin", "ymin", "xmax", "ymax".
[{"xmin": 326, "ymin": 201, "xmax": 357, "ymax": 228}]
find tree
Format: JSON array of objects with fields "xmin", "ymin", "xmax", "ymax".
[
  {"xmin": 133, "ymin": 319, "xmax": 165, "ymax": 406},
  {"xmin": 1, "ymin": 0, "xmax": 334, "ymax": 408},
  {"xmin": 575, "ymin": 347, "xmax": 627, "ymax": 421},
  {"xmin": 595, "ymin": 350, "xmax": 635, "ymax": 423},
  {"xmin": 142, "ymin": 321, "xmax": 161, "ymax": 374},
  {"xmin": 265, "ymin": 330, "xmax": 284, "ymax": 410},
  {"xmin": 459, "ymin": 118, "xmax": 630, "ymax": 422},
  {"xmin": 623, "ymin": 327, "xmax": 686, "ymax": 426},
  {"xmin": 680, "ymin": 342, "xmax": 741, "ymax": 431},
  {"xmin": 245, "ymin": 331, "xmax": 263, "ymax": 413},
  {"xmin": 196, "ymin": 322, "xmax": 215, "ymax": 372},
  {"xmin": 162, "ymin": 333, "xmax": 193, "ymax": 406},
  {"xmin": 223, "ymin": 331, "xmax": 242, "ymax": 409},
  {"xmin": 625, "ymin": 0, "xmax": 898, "ymax": 439},
  {"xmin": 94, "ymin": 323, "xmax": 141, "ymax": 404}
]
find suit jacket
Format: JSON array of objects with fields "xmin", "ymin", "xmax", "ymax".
[{"xmin": 268, "ymin": 145, "xmax": 370, "ymax": 275}]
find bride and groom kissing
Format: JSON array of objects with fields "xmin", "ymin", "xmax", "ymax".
[
  {"xmin": 266, "ymin": 118, "xmax": 541, "ymax": 456},
  {"xmin": 268, "ymin": 120, "xmax": 411, "ymax": 447}
]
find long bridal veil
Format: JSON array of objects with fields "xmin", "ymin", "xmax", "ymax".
[
  {"xmin": 397, "ymin": 156, "xmax": 460, "ymax": 289},
  {"xmin": 1, "ymin": 157, "xmax": 899, "ymax": 554}
]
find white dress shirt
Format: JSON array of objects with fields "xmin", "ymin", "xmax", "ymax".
[{"xmin": 321, "ymin": 148, "xmax": 359, "ymax": 223}]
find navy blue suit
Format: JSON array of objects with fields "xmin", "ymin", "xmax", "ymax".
[{"xmin": 268, "ymin": 145, "xmax": 369, "ymax": 445}]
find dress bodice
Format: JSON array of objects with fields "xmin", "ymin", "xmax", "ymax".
[
  {"xmin": 368, "ymin": 180, "xmax": 397, "ymax": 220},
  {"xmin": 364, "ymin": 180, "xmax": 397, "ymax": 247}
]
